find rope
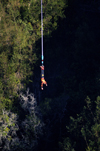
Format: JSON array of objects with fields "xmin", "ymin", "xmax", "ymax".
[{"xmin": 41, "ymin": 0, "xmax": 44, "ymax": 65}]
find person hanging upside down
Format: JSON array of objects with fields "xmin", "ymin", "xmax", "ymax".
[{"xmin": 40, "ymin": 65, "xmax": 47, "ymax": 90}]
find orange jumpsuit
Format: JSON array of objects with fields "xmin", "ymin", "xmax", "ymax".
[{"xmin": 41, "ymin": 78, "xmax": 47, "ymax": 90}]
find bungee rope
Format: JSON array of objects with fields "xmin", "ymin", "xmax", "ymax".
[
  {"xmin": 41, "ymin": 0, "xmax": 43, "ymax": 65},
  {"xmin": 40, "ymin": 0, "xmax": 47, "ymax": 90}
]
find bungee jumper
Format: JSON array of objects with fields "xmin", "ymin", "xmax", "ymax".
[
  {"xmin": 40, "ymin": 0, "xmax": 47, "ymax": 90},
  {"xmin": 40, "ymin": 65, "xmax": 47, "ymax": 90}
]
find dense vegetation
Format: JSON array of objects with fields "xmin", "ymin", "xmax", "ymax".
[{"xmin": 0, "ymin": 0, "xmax": 100, "ymax": 150}]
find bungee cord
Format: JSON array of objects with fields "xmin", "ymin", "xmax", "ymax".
[
  {"xmin": 41, "ymin": 0, "xmax": 43, "ymax": 65},
  {"xmin": 40, "ymin": 0, "xmax": 47, "ymax": 90}
]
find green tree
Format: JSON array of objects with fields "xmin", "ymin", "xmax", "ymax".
[
  {"xmin": 0, "ymin": 0, "xmax": 66, "ymax": 110},
  {"xmin": 61, "ymin": 96, "xmax": 100, "ymax": 151},
  {"xmin": 0, "ymin": 89, "xmax": 43, "ymax": 151}
]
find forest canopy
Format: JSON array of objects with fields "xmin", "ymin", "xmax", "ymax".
[
  {"xmin": 1, "ymin": 0, "xmax": 100, "ymax": 151},
  {"xmin": 0, "ymin": 0, "xmax": 66, "ymax": 110}
]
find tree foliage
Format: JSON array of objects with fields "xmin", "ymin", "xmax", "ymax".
[
  {"xmin": 60, "ymin": 96, "xmax": 100, "ymax": 151},
  {"xmin": 1, "ymin": 0, "xmax": 100, "ymax": 151},
  {"xmin": 0, "ymin": 89, "xmax": 43, "ymax": 151},
  {"xmin": 0, "ymin": 0, "xmax": 66, "ymax": 110}
]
